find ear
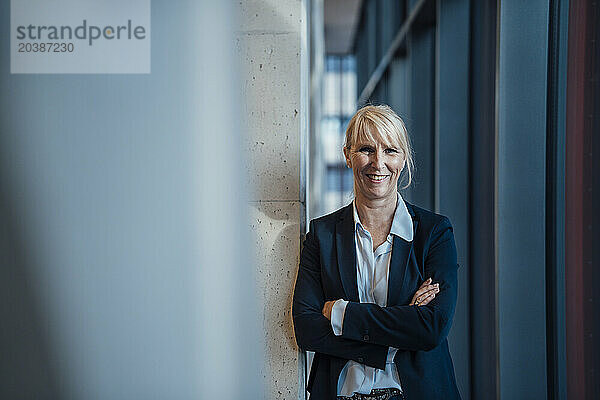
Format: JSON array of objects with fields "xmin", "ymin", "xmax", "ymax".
[{"xmin": 343, "ymin": 147, "xmax": 352, "ymax": 168}]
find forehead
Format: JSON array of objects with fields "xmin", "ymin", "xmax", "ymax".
[{"xmin": 351, "ymin": 119, "xmax": 400, "ymax": 148}]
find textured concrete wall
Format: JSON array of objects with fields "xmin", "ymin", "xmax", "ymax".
[{"xmin": 237, "ymin": 1, "xmax": 304, "ymax": 399}]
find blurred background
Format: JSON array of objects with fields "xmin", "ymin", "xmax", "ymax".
[
  {"xmin": 1, "ymin": 0, "xmax": 598, "ymax": 399},
  {"xmin": 308, "ymin": 1, "xmax": 598, "ymax": 400}
]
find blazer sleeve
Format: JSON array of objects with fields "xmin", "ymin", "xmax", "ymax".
[
  {"xmin": 339, "ymin": 216, "xmax": 458, "ymax": 351},
  {"xmin": 292, "ymin": 220, "xmax": 389, "ymax": 370}
]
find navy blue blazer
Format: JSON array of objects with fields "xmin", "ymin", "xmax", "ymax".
[{"xmin": 292, "ymin": 201, "xmax": 461, "ymax": 400}]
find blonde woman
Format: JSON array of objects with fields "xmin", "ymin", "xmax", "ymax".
[{"xmin": 293, "ymin": 105, "xmax": 460, "ymax": 400}]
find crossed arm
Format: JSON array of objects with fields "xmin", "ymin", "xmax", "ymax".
[
  {"xmin": 292, "ymin": 217, "xmax": 458, "ymax": 366},
  {"xmin": 292, "ymin": 221, "xmax": 389, "ymax": 369},
  {"xmin": 322, "ymin": 278, "xmax": 439, "ymax": 322}
]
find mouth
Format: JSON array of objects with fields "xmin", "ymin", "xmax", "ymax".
[{"xmin": 365, "ymin": 174, "xmax": 390, "ymax": 183}]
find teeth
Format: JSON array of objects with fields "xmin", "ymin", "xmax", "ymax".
[{"xmin": 367, "ymin": 174, "xmax": 387, "ymax": 181}]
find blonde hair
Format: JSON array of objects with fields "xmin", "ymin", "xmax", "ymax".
[{"xmin": 344, "ymin": 104, "xmax": 414, "ymax": 188}]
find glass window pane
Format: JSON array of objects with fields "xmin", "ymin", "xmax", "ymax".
[{"xmin": 321, "ymin": 118, "xmax": 344, "ymax": 164}]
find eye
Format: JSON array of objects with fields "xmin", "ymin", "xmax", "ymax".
[
  {"xmin": 358, "ymin": 146, "xmax": 374, "ymax": 153},
  {"xmin": 385, "ymin": 148, "xmax": 399, "ymax": 154}
]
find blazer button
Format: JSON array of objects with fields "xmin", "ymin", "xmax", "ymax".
[
  {"xmin": 357, "ymin": 357, "xmax": 364, "ymax": 363},
  {"xmin": 363, "ymin": 334, "xmax": 369, "ymax": 341}
]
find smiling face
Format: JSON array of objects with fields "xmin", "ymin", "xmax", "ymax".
[
  {"xmin": 343, "ymin": 105, "xmax": 413, "ymax": 203},
  {"xmin": 344, "ymin": 139, "xmax": 405, "ymax": 203}
]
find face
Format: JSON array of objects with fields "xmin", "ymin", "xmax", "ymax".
[{"xmin": 344, "ymin": 137, "xmax": 405, "ymax": 203}]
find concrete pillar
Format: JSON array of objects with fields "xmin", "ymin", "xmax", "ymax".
[{"xmin": 237, "ymin": 1, "xmax": 307, "ymax": 399}]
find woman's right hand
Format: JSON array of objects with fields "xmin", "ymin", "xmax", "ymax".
[{"xmin": 409, "ymin": 278, "xmax": 440, "ymax": 306}]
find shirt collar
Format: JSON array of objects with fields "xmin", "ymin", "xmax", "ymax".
[{"xmin": 352, "ymin": 192, "xmax": 414, "ymax": 242}]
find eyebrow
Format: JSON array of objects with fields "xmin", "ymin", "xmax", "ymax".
[{"xmin": 354, "ymin": 142, "xmax": 397, "ymax": 148}]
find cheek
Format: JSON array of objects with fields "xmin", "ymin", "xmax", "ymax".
[
  {"xmin": 389, "ymin": 158, "xmax": 405, "ymax": 173},
  {"xmin": 352, "ymin": 155, "xmax": 368, "ymax": 169}
]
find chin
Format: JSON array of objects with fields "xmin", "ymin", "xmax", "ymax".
[{"xmin": 366, "ymin": 188, "xmax": 394, "ymax": 199}]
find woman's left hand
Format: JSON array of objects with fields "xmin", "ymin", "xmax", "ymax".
[
  {"xmin": 410, "ymin": 278, "xmax": 440, "ymax": 306},
  {"xmin": 322, "ymin": 300, "xmax": 336, "ymax": 321}
]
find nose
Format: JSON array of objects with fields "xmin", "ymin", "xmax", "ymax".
[{"xmin": 371, "ymin": 149, "xmax": 385, "ymax": 170}]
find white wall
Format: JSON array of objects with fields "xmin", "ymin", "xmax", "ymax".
[{"xmin": 237, "ymin": 0, "xmax": 307, "ymax": 399}]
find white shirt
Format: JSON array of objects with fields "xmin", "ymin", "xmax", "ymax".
[{"xmin": 330, "ymin": 192, "xmax": 414, "ymax": 396}]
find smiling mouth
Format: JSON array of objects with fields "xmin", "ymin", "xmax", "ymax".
[{"xmin": 366, "ymin": 174, "xmax": 389, "ymax": 182}]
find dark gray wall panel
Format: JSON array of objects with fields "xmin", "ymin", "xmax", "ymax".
[
  {"xmin": 436, "ymin": 1, "xmax": 471, "ymax": 399},
  {"xmin": 406, "ymin": 27, "xmax": 435, "ymax": 209},
  {"xmin": 497, "ymin": 1, "xmax": 549, "ymax": 398}
]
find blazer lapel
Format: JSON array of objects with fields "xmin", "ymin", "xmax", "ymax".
[
  {"xmin": 387, "ymin": 206, "xmax": 419, "ymax": 307},
  {"xmin": 335, "ymin": 204, "xmax": 360, "ymax": 302}
]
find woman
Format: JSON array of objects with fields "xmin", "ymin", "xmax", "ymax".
[{"xmin": 292, "ymin": 105, "xmax": 461, "ymax": 400}]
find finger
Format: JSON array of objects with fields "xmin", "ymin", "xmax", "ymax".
[
  {"xmin": 420, "ymin": 291, "xmax": 437, "ymax": 305},
  {"xmin": 418, "ymin": 278, "xmax": 432, "ymax": 289},
  {"xmin": 421, "ymin": 285, "xmax": 440, "ymax": 297},
  {"xmin": 415, "ymin": 283, "xmax": 434, "ymax": 296},
  {"xmin": 416, "ymin": 287, "xmax": 440, "ymax": 304},
  {"xmin": 418, "ymin": 291, "xmax": 437, "ymax": 306},
  {"xmin": 417, "ymin": 281, "xmax": 438, "ymax": 294},
  {"xmin": 414, "ymin": 283, "xmax": 439, "ymax": 298},
  {"xmin": 412, "ymin": 287, "xmax": 432, "ymax": 305},
  {"xmin": 411, "ymin": 282, "xmax": 438, "ymax": 305}
]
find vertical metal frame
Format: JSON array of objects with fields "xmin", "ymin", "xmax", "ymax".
[
  {"xmin": 300, "ymin": 0, "xmax": 310, "ymax": 398},
  {"xmin": 468, "ymin": 0, "xmax": 500, "ymax": 398},
  {"xmin": 545, "ymin": 1, "xmax": 569, "ymax": 399}
]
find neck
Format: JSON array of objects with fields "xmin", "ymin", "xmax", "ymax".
[{"xmin": 354, "ymin": 192, "xmax": 397, "ymax": 228}]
